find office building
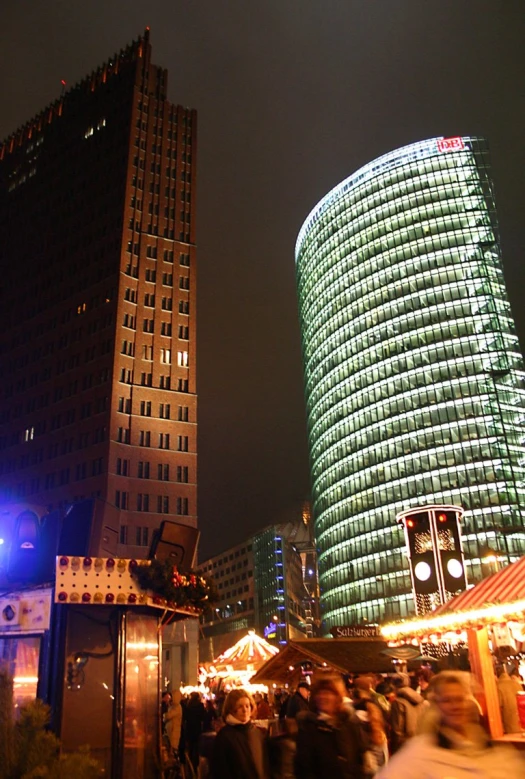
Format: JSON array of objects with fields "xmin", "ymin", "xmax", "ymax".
[
  {"xmin": 253, "ymin": 523, "xmax": 314, "ymax": 645},
  {"xmin": 0, "ymin": 30, "xmax": 197, "ymax": 560},
  {"xmin": 198, "ymin": 540, "xmax": 256, "ymax": 661},
  {"xmin": 295, "ymin": 136, "xmax": 525, "ymax": 629},
  {"xmin": 199, "ymin": 506, "xmax": 319, "ymax": 658}
]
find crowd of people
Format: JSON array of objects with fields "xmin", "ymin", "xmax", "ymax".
[{"xmin": 161, "ymin": 668, "xmax": 524, "ymax": 778}]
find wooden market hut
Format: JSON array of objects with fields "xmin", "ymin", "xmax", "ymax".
[{"xmin": 250, "ymin": 637, "xmax": 396, "ymax": 686}]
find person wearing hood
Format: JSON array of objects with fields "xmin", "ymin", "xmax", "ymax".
[
  {"xmin": 376, "ymin": 671, "xmax": 524, "ymax": 779},
  {"xmin": 211, "ymin": 689, "xmax": 270, "ymax": 779},
  {"xmin": 496, "ymin": 667, "xmax": 522, "ymax": 734},
  {"xmin": 164, "ymin": 689, "xmax": 183, "ymax": 753},
  {"xmin": 181, "ymin": 691, "xmax": 207, "ymax": 771},
  {"xmin": 295, "ymin": 675, "xmax": 367, "ymax": 779}
]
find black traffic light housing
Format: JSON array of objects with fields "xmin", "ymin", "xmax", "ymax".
[
  {"xmin": 435, "ymin": 510, "xmax": 467, "ymax": 593},
  {"xmin": 397, "ymin": 505, "xmax": 468, "ymax": 615},
  {"xmin": 403, "ymin": 513, "xmax": 439, "ymax": 596}
]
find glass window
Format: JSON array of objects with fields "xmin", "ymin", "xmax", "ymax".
[
  {"xmin": 122, "ymin": 613, "xmax": 159, "ymax": 779},
  {"xmin": 60, "ymin": 607, "xmax": 115, "ymax": 773},
  {"xmin": 0, "ymin": 635, "xmax": 40, "ymax": 714}
]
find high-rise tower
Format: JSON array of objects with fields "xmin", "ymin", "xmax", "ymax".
[
  {"xmin": 0, "ymin": 30, "xmax": 197, "ymax": 558},
  {"xmin": 295, "ymin": 136, "xmax": 525, "ymax": 628}
]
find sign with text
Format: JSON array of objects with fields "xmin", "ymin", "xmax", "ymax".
[
  {"xmin": 330, "ymin": 625, "xmax": 380, "ymax": 638},
  {"xmin": 437, "ymin": 137, "xmax": 465, "ymax": 153}
]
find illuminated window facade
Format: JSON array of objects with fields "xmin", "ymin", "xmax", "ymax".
[{"xmin": 295, "ymin": 137, "xmax": 525, "ymax": 629}]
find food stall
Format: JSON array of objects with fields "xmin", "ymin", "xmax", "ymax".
[{"xmin": 381, "ymin": 555, "xmax": 525, "ymax": 742}]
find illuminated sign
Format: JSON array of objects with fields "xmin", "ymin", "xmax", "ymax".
[
  {"xmin": 437, "ymin": 137, "xmax": 465, "ymax": 152},
  {"xmin": 330, "ymin": 625, "xmax": 380, "ymax": 638}
]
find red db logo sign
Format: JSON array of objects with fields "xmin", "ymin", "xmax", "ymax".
[{"xmin": 437, "ymin": 137, "xmax": 465, "ymax": 152}]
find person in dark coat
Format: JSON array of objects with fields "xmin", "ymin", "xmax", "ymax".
[
  {"xmin": 285, "ymin": 682, "xmax": 310, "ymax": 721},
  {"xmin": 181, "ymin": 691, "xmax": 207, "ymax": 771},
  {"xmin": 295, "ymin": 676, "xmax": 367, "ymax": 779},
  {"xmin": 211, "ymin": 688, "xmax": 270, "ymax": 779}
]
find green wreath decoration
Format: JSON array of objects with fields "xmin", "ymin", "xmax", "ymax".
[{"xmin": 130, "ymin": 559, "xmax": 217, "ymax": 611}]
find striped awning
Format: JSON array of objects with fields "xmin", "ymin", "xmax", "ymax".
[
  {"xmin": 381, "ymin": 556, "xmax": 525, "ymax": 641},
  {"xmin": 432, "ymin": 555, "xmax": 525, "ymax": 616}
]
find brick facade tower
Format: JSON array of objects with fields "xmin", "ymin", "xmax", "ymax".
[{"xmin": 0, "ymin": 30, "xmax": 197, "ymax": 558}]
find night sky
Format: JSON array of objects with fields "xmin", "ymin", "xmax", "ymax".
[{"xmin": 1, "ymin": 2, "xmax": 524, "ymax": 558}]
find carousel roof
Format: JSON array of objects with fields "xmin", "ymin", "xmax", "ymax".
[
  {"xmin": 213, "ymin": 630, "xmax": 279, "ymax": 670},
  {"xmin": 381, "ymin": 555, "xmax": 525, "ymax": 641}
]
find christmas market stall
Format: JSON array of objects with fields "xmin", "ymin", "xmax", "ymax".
[
  {"xmin": 0, "ymin": 555, "xmax": 214, "ymax": 779},
  {"xmin": 381, "ymin": 555, "xmax": 525, "ymax": 741}
]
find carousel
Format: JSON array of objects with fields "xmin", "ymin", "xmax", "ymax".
[
  {"xmin": 184, "ymin": 631, "xmax": 279, "ymax": 698},
  {"xmin": 381, "ymin": 554, "xmax": 525, "ymax": 743}
]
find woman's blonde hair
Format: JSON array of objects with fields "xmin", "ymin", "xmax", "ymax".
[
  {"xmin": 417, "ymin": 671, "xmax": 479, "ymax": 735},
  {"xmin": 428, "ymin": 671, "xmax": 470, "ymax": 700},
  {"xmin": 222, "ymin": 689, "xmax": 256, "ymax": 719}
]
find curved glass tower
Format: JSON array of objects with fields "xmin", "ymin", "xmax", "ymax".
[{"xmin": 295, "ymin": 136, "xmax": 525, "ymax": 629}]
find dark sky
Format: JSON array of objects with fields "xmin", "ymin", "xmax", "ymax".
[{"xmin": 2, "ymin": 2, "xmax": 524, "ymax": 558}]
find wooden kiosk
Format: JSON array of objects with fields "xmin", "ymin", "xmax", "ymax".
[{"xmin": 0, "ymin": 555, "xmax": 201, "ymax": 778}]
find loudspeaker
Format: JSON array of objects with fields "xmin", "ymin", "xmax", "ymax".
[
  {"xmin": 149, "ymin": 521, "xmax": 199, "ymax": 571},
  {"xmin": 0, "ymin": 502, "xmax": 59, "ymax": 585},
  {"xmin": 58, "ymin": 498, "xmax": 119, "ymax": 558}
]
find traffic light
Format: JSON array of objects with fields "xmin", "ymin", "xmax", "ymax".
[
  {"xmin": 402, "ymin": 512, "xmax": 439, "ymax": 596},
  {"xmin": 435, "ymin": 510, "xmax": 467, "ymax": 594}
]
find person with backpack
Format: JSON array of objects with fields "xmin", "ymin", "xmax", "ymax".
[{"xmin": 389, "ymin": 675, "xmax": 424, "ymax": 753}]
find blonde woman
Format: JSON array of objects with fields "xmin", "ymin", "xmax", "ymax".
[{"xmin": 376, "ymin": 671, "xmax": 524, "ymax": 779}]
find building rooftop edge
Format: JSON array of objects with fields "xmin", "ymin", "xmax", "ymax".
[
  {"xmin": 294, "ymin": 135, "xmax": 484, "ymax": 261},
  {"xmin": 0, "ymin": 29, "xmax": 150, "ymax": 153}
]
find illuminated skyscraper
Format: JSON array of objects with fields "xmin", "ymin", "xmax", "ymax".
[
  {"xmin": 0, "ymin": 30, "xmax": 197, "ymax": 559},
  {"xmin": 295, "ymin": 136, "xmax": 525, "ymax": 629}
]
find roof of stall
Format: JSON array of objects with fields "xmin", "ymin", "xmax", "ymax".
[
  {"xmin": 432, "ymin": 555, "xmax": 525, "ymax": 615},
  {"xmin": 381, "ymin": 556, "xmax": 525, "ymax": 641},
  {"xmin": 250, "ymin": 638, "xmax": 395, "ymax": 684}
]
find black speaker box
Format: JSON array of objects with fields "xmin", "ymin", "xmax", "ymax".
[
  {"xmin": 58, "ymin": 498, "xmax": 119, "ymax": 558},
  {"xmin": 149, "ymin": 521, "xmax": 199, "ymax": 571},
  {"xmin": 0, "ymin": 502, "xmax": 58, "ymax": 585}
]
